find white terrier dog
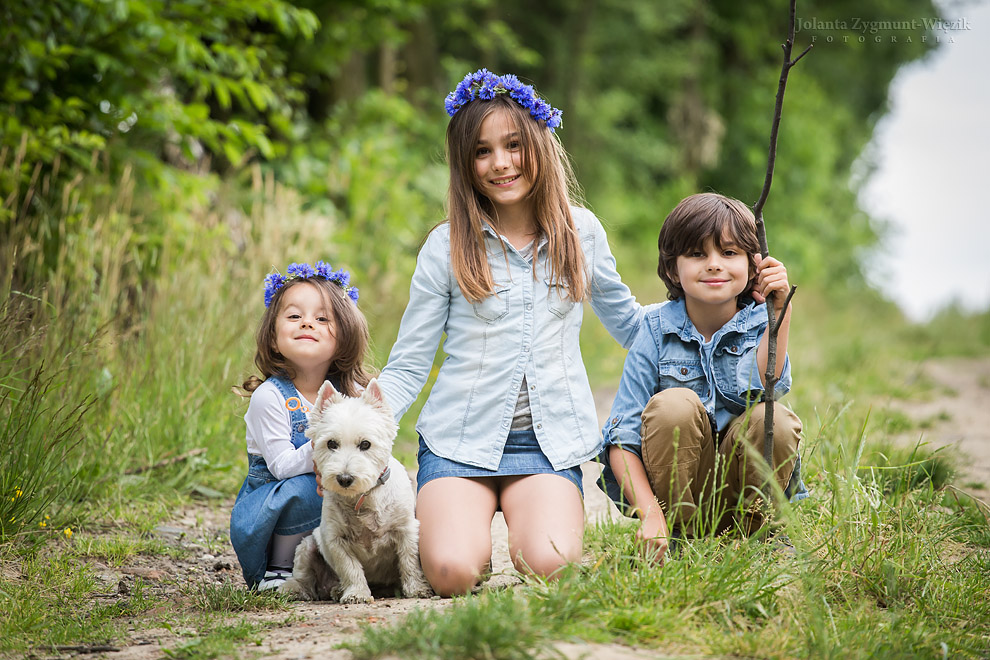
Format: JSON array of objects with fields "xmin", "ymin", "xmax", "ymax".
[{"xmin": 280, "ymin": 379, "xmax": 432, "ymax": 603}]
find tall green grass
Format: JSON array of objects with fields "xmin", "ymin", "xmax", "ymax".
[
  {"xmin": 348, "ymin": 427, "xmax": 990, "ymax": 659},
  {"xmin": 0, "ymin": 159, "xmax": 396, "ymax": 541}
]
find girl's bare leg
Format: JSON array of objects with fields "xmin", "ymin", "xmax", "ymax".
[
  {"xmin": 416, "ymin": 476, "xmax": 498, "ymax": 596},
  {"xmin": 500, "ymin": 474, "xmax": 584, "ymax": 579}
]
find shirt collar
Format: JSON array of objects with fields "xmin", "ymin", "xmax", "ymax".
[
  {"xmin": 660, "ymin": 298, "xmax": 766, "ymax": 343},
  {"xmin": 481, "ymin": 220, "xmax": 547, "ymax": 253}
]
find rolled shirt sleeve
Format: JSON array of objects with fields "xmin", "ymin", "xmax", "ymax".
[
  {"xmin": 377, "ymin": 228, "xmax": 452, "ymax": 421},
  {"xmin": 600, "ymin": 314, "xmax": 661, "ymax": 457}
]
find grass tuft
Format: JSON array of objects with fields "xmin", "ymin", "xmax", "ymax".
[
  {"xmin": 186, "ymin": 581, "xmax": 290, "ymax": 613},
  {"xmin": 346, "ymin": 591, "xmax": 557, "ymax": 660}
]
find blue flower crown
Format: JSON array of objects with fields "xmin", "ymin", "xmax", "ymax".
[
  {"xmin": 444, "ymin": 69, "xmax": 562, "ymax": 132},
  {"xmin": 263, "ymin": 261, "xmax": 359, "ymax": 308}
]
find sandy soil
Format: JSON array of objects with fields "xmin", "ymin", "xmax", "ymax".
[
  {"xmin": 42, "ymin": 357, "xmax": 990, "ymax": 659},
  {"xmin": 76, "ymin": 459, "xmax": 628, "ymax": 660},
  {"xmin": 886, "ymin": 357, "xmax": 990, "ymax": 496}
]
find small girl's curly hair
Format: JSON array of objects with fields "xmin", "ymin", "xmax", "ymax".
[{"xmin": 657, "ymin": 193, "xmax": 761, "ymax": 304}]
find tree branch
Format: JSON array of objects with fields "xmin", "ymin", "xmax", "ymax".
[{"xmin": 754, "ymin": 0, "xmax": 810, "ymax": 478}]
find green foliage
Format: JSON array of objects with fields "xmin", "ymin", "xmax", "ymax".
[
  {"xmin": 0, "ymin": 0, "xmax": 319, "ymax": 299},
  {"xmin": 3, "ymin": 0, "xmax": 945, "ymax": 300},
  {"xmin": 271, "ymin": 90, "xmax": 447, "ymax": 340},
  {"xmin": 1, "ymin": 0, "xmax": 317, "ymax": 184}
]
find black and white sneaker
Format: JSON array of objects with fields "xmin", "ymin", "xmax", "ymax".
[{"xmin": 257, "ymin": 569, "xmax": 291, "ymax": 591}]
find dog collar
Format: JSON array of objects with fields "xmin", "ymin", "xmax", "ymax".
[{"xmin": 354, "ymin": 465, "xmax": 391, "ymax": 511}]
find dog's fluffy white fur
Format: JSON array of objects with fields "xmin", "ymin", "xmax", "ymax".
[{"xmin": 280, "ymin": 379, "xmax": 432, "ymax": 603}]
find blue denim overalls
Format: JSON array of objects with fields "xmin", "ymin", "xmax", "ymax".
[{"xmin": 229, "ymin": 375, "xmax": 323, "ymax": 588}]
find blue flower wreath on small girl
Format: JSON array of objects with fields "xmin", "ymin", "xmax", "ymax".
[
  {"xmin": 444, "ymin": 69, "xmax": 563, "ymax": 132},
  {"xmin": 263, "ymin": 261, "xmax": 359, "ymax": 308}
]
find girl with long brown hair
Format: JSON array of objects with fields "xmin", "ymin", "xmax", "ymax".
[{"xmin": 378, "ymin": 70, "xmax": 646, "ymax": 596}]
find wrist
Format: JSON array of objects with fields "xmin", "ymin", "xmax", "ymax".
[{"xmin": 633, "ymin": 500, "xmax": 664, "ymax": 522}]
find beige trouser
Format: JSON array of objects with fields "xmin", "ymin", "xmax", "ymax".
[{"xmin": 639, "ymin": 388, "xmax": 802, "ymax": 536}]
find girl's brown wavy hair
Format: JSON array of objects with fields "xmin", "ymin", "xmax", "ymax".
[
  {"xmin": 445, "ymin": 94, "xmax": 586, "ymax": 303},
  {"xmin": 241, "ymin": 278, "xmax": 372, "ymax": 397}
]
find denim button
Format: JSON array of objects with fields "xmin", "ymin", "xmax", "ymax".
[
  {"xmin": 680, "ymin": 367, "xmax": 688, "ymax": 375},
  {"xmin": 295, "ymin": 423, "xmax": 306, "ymax": 433}
]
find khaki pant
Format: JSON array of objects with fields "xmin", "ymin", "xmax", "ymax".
[{"xmin": 639, "ymin": 388, "xmax": 802, "ymax": 536}]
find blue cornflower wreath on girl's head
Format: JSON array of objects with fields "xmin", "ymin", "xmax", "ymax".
[
  {"xmin": 444, "ymin": 69, "xmax": 563, "ymax": 132},
  {"xmin": 263, "ymin": 261, "xmax": 359, "ymax": 308}
]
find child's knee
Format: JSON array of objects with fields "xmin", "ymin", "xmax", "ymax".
[
  {"xmin": 643, "ymin": 388, "xmax": 705, "ymax": 421},
  {"xmin": 641, "ymin": 388, "xmax": 710, "ymax": 445},
  {"xmin": 511, "ymin": 542, "xmax": 578, "ymax": 579},
  {"xmin": 422, "ymin": 555, "xmax": 485, "ymax": 597},
  {"xmin": 739, "ymin": 402, "xmax": 802, "ymax": 452}
]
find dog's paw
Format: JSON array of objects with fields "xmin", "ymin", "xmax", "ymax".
[
  {"xmin": 339, "ymin": 586, "xmax": 374, "ymax": 604},
  {"xmin": 278, "ymin": 578, "xmax": 313, "ymax": 601},
  {"xmin": 401, "ymin": 577, "xmax": 434, "ymax": 599}
]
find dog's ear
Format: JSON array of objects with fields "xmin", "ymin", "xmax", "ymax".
[
  {"xmin": 313, "ymin": 380, "xmax": 343, "ymax": 417},
  {"xmin": 362, "ymin": 378, "xmax": 388, "ymax": 409}
]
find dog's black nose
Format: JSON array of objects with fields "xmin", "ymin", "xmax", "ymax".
[{"xmin": 336, "ymin": 474, "xmax": 354, "ymax": 488}]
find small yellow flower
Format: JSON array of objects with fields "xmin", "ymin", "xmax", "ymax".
[
  {"xmin": 14, "ymin": 488, "xmax": 22, "ymax": 498},
  {"xmin": 39, "ymin": 521, "xmax": 46, "ymax": 528},
  {"xmin": 63, "ymin": 527, "xmax": 73, "ymax": 538}
]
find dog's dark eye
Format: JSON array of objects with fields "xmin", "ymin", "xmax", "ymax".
[
  {"xmin": 358, "ymin": 440, "xmax": 371, "ymax": 451},
  {"xmin": 327, "ymin": 439, "xmax": 339, "ymax": 450}
]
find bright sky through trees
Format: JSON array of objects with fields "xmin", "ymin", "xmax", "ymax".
[{"xmin": 863, "ymin": 1, "xmax": 990, "ymax": 320}]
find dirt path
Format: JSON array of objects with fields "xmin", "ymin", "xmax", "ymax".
[
  {"xmin": 71, "ymin": 357, "xmax": 990, "ymax": 659},
  {"xmin": 887, "ymin": 356, "xmax": 990, "ymax": 497}
]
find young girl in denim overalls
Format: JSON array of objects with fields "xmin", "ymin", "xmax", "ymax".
[
  {"xmin": 230, "ymin": 262, "xmax": 370, "ymax": 590},
  {"xmin": 377, "ymin": 70, "xmax": 647, "ymax": 596}
]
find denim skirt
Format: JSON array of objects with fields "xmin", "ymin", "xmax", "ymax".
[{"xmin": 416, "ymin": 429, "xmax": 584, "ymax": 496}]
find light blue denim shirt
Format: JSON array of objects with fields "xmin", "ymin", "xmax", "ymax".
[
  {"xmin": 600, "ymin": 298, "xmax": 807, "ymax": 504},
  {"xmin": 378, "ymin": 207, "xmax": 643, "ymax": 471}
]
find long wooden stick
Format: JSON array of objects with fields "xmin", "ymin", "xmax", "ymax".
[{"xmin": 752, "ymin": 0, "xmax": 810, "ymax": 477}]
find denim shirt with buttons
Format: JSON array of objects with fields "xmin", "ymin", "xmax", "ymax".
[
  {"xmin": 378, "ymin": 207, "xmax": 644, "ymax": 471},
  {"xmin": 601, "ymin": 298, "xmax": 808, "ymax": 502}
]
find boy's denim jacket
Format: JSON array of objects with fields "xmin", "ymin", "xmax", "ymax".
[
  {"xmin": 600, "ymin": 298, "xmax": 807, "ymax": 504},
  {"xmin": 378, "ymin": 207, "xmax": 643, "ymax": 471}
]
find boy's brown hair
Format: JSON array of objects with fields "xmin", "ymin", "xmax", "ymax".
[
  {"xmin": 242, "ymin": 278, "xmax": 372, "ymax": 396},
  {"xmin": 657, "ymin": 193, "xmax": 760, "ymax": 303}
]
